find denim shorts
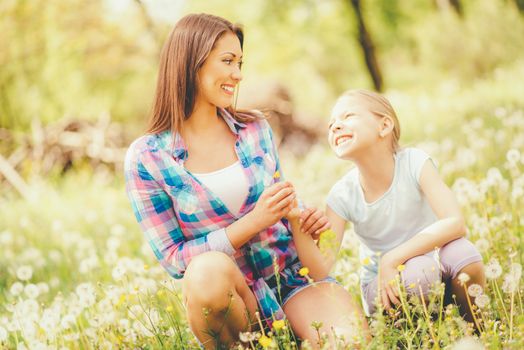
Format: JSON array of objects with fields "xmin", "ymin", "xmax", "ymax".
[{"xmin": 265, "ymin": 260, "xmax": 339, "ymax": 307}]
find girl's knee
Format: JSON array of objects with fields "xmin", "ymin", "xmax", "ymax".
[
  {"xmin": 439, "ymin": 238, "xmax": 483, "ymax": 279},
  {"xmin": 403, "ymin": 256, "xmax": 441, "ymax": 295}
]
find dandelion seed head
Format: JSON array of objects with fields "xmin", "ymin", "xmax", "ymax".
[
  {"xmin": 16, "ymin": 265, "xmax": 33, "ymax": 281},
  {"xmin": 474, "ymin": 294, "xmax": 490, "ymax": 309},
  {"xmin": 467, "ymin": 284, "xmax": 483, "ymax": 297},
  {"xmin": 24, "ymin": 284, "xmax": 40, "ymax": 300},
  {"xmin": 457, "ymin": 272, "xmax": 470, "ymax": 284},
  {"xmin": 474, "ymin": 238, "xmax": 489, "ymax": 252},
  {"xmin": 485, "ymin": 258, "xmax": 502, "ymax": 279},
  {"xmin": 506, "ymin": 149, "xmax": 521, "ymax": 165},
  {"xmin": 9, "ymin": 282, "xmax": 24, "ymax": 296}
]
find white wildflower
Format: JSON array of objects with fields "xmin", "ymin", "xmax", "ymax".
[
  {"xmin": 0, "ymin": 230, "xmax": 13, "ymax": 245},
  {"xmin": 506, "ymin": 149, "xmax": 521, "ymax": 165},
  {"xmin": 24, "ymin": 284, "xmax": 40, "ymax": 300},
  {"xmin": 118, "ymin": 318, "xmax": 131, "ymax": 336},
  {"xmin": 485, "ymin": 258, "xmax": 502, "ymax": 279},
  {"xmin": 76, "ymin": 283, "xmax": 96, "ymax": 308},
  {"xmin": 9, "ymin": 282, "xmax": 24, "ymax": 296},
  {"xmin": 474, "ymin": 238, "xmax": 489, "ymax": 252},
  {"xmin": 112, "ymin": 265, "xmax": 126, "ymax": 281},
  {"xmin": 467, "ymin": 284, "xmax": 483, "ymax": 297},
  {"xmin": 457, "ymin": 272, "xmax": 470, "ymax": 284},
  {"xmin": 474, "ymin": 294, "xmax": 490, "ymax": 309},
  {"xmin": 0, "ymin": 325, "xmax": 8, "ymax": 342},
  {"xmin": 60, "ymin": 314, "xmax": 76, "ymax": 330},
  {"xmin": 133, "ymin": 320, "xmax": 154, "ymax": 337},
  {"xmin": 37, "ymin": 282, "xmax": 49, "ymax": 295},
  {"xmin": 16, "ymin": 265, "xmax": 33, "ymax": 281}
]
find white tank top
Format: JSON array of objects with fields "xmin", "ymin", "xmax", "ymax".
[{"xmin": 192, "ymin": 161, "xmax": 249, "ymax": 216}]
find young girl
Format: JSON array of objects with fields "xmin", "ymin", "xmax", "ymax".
[{"xmin": 323, "ymin": 89, "xmax": 485, "ymax": 319}]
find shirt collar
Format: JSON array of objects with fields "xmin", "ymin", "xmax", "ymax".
[{"xmin": 168, "ymin": 108, "xmax": 246, "ymax": 160}]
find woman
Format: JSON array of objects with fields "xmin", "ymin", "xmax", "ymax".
[{"xmin": 125, "ymin": 13, "xmax": 367, "ymax": 349}]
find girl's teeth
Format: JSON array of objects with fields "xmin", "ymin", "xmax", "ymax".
[{"xmin": 222, "ymin": 85, "xmax": 234, "ymax": 92}]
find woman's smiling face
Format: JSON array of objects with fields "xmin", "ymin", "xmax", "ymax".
[{"xmin": 196, "ymin": 32, "xmax": 243, "ymax": 109}]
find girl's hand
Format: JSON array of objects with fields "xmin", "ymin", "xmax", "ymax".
[
  {"xmin": 300, "ymin": 207, "xmax": 331, "ymax": 239},
  {"xmin": 249, "ymin": 181, "xmax": 296, "ymax": 231},
  {"xmin": 379, "ymin": 255, "xmax": 401, "ymax": 310}
]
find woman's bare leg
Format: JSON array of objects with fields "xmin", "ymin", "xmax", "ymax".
[
  {"xmin": 283, "ymin": 282, "xmax": 369, "ymax": 349},
  {"xmin": 182, "ymin": 251, "xmax": 258, "ymax": 349}
]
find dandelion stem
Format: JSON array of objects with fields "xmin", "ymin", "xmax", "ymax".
[
  {"xmin": 461, "ymin": 283, "xmax": 482, "ymax": 333},
  {"xmin": 491, "ymin": 279, "xmax": 509, "ymax": 322},
  {"xmin": 418, "ymin": 285, "xmax": 439, "ymax": 350}
]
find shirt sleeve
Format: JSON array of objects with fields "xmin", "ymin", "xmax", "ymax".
[
  {"xmin": 124, "ymin": 146, "xmax": 235, "ymax": 279},
  {"xmin": 407, "ymin": 148, "xmax": 436, "ymax": 188},
  {"xmin": 326, "ymin": 179, "xmax": 353, "ymax": 222}
]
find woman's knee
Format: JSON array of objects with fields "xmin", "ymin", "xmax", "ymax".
[
  {"xmin": 439, "ymin": 238, "xmax": 483, "ymax": 279},
  {"xmin": 183, "ymin": 251, "xmax": 239, "ymax": 310},
  {"xmin": 402, "ymin": 255, "xmax": 441, "ymax": 295}
]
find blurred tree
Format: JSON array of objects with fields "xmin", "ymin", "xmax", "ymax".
[
  {"xmin": 514, "ymin": 0, "xmax": 524, "ymax": 12},
  {"xmin": 434, "ymin": 0, "xmax": 463, "ymax": 17},
  {"xmin": 0, "ymin": 0, "xmax": 161, "ymax": 130},
  {"xmin": 348, "ymin": 0, "xmax": 383, "ymax": 91}
]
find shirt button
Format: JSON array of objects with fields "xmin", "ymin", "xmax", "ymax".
[{"xmin": 235, "ymin": 141, "xmax": 240, "ymax": 146}]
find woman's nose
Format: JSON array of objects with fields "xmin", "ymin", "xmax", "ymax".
[{"xmin": 232, "ymin": 67, "xmax": 242, "ymax": 82}]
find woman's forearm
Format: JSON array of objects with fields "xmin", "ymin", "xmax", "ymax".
[
  {"xmin": 225, "ymin": 211, "xmax": 266, "ymax": 249},
  {"xmin": 384, "ymin": 216, "xmax": 466, "ymax": 266}
]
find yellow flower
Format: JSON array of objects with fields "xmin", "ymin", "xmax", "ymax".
[
  {"xmin": 157, "ymin": 290, "xmax": 165, "ymax": 297},
  {"xmin": 166, "ymin": 305, "xmax": 173, "ymax": 312},
  {"xmin": 408, "ymin": 283, "xmax": 416, "ymax": 289},
  {"xmin": 143, "ymin": 264, "xmax": 149, "ymax": 271},
  {"xmin": 362, "ymin": 257, "xmax": 371, "ymax": 266},
  {"xmin": 397, "ymin": 264, "xmax": 406, "ymax": 272},
  {"xmin": 272, "ymin": 319, "xmax": 285, "ymax": 330},
  {"xmin": 273, "ymin": 170, "xmax": 280, "ymax": 179},
  {"xmin": 299, "ymin": 267, "xmax": 309, "ymax": 276},
  {"xmin": 258, "ymin": 335, "xmax": 272, "ymax": 348}
]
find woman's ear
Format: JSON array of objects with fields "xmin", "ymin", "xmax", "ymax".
[{"xmin": 379, "ymin": 116, "xmax": 394, "ymax": 138}]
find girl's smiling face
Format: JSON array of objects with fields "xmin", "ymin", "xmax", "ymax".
[
  {"xmin": 196, "ymin": 32, "xmax": 243, "ymax": 109},
  {"xmin": 328, "ymin": 95, "xmax": 384, "ymax": 160}
]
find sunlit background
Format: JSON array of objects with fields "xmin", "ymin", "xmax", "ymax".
[{"xmin": 1, "ymin": 0, "xmax": 523, "ymax": 349}]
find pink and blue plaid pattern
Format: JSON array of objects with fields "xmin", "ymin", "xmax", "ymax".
[{"xmin": 125, "ymin": 108, "xmax": 301, "ymax": 321}]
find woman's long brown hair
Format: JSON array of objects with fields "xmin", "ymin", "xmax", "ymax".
[{"xmin": 147, "ymin": 13, "xmax": 258, "ymax": 135}]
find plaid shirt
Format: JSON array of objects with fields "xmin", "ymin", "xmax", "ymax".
[{"xmin": 124, "ymin": 108, "xmax": 300, "ymax": 321}]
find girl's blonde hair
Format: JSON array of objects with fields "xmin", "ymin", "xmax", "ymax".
[{"xmin": 339, "ymin": 89, "xmax": 401, "ymax": 152}]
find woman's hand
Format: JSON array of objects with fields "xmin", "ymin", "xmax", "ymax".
[
  {"xmin": 248, "ymin": 181, "xmax": 296, "ymax": 231},
  {"xmin": 300, "ymin": 207, "xmax": 331, "ymax": 239},
  {"xmin": 379, "ymin": 253, "xmax": 401, "ymax": 310}
]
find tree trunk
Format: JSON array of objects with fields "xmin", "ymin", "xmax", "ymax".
[
  {"xmin": 349, "ymin": 0, "xmax": 383, "ymax": 92},
  {"xmin": 515, "ymin": 0, "xmax": 524, "ymax": 13},
  {"xmin": 434, "ymin": 0, "xmax": 463, "ymax": 17}
]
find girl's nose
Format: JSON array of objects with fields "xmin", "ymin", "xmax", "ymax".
[{"xmin": 331, "ymin": 120, "xmax": 342, "ymax": 131}]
